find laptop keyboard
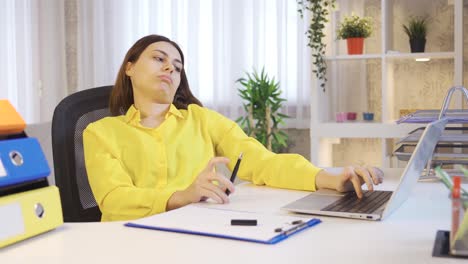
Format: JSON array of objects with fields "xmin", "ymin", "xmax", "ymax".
[{"xmin": 321, "ymin": 190, "xmax": 393, "ymax": 214}]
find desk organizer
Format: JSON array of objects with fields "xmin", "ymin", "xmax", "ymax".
[
  {"xmin": 393, "ymin": 86, "xmax": 468, "ymax": 177},
  {"xmin": 432, "ymin": 179, "xmax": 468, "ymax": 258},
  {"xmin": 396, "ymin": 87, "xmax": 468, "ymax": 124},
  {"xmin": 450, "ymin": 176, "xmax": 468, "ymax": 256}
]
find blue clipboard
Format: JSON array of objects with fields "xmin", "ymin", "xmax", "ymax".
[{"xmin": 125, "ymin": 205, "xmax": 321, "ymax": 244}]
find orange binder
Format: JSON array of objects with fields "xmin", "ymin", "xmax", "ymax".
[{"xmin": 0, "ymin": 100, "xmax": 26, "ymax": 135}]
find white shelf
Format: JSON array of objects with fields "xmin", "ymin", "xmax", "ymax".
[
  {"xmin": 325, "ymin": 54, "xmax": 382, "ymax": 60},
  {"xmin": 325, "ymin": 52, "xmax": 454, "ymax": 61},
  {"xmin": 385, "ymin": 51, "xmax": 455, "ymax": 60},
  {"xmin": 313, "ymin": 122, "xmax": 422, "ymax": 138}
]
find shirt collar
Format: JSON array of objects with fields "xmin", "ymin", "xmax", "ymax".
[
  {"xmin": 124, "ymin": 104, "xmax": 184, "ymax": 125},
  {"xmin": 166, "ymin": 104, "xmax": 184, "ymax": 119}
]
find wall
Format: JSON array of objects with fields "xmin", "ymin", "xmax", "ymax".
[{"xmin": 65, "ymin": 0, "xmax": 78, "ymax": 93}]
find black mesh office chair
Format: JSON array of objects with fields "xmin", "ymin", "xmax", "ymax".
[{"xmin": 52, "ymin": 85, "xmax": 113, "ymax": 222}]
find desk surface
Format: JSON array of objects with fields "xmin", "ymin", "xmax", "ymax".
[{"xmin": 1, "ymin": 169, "xmax": 465, "ymax": 264}]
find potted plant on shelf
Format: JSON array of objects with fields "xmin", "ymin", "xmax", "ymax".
[
  {"xmin": 236, "ymin": 68, "xmax": 289, "ymax": 153},
  {"xmin": 337, "ymin": 14, "xmax": 373, "ymax": 55},
  {"xmin": 403, "ymin": 16, "xmax": 428, "ymax": 53}
]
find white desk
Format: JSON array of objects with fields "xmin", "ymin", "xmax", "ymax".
[{"xmin": 1, "ymin": 169, "xmax": 465, "ymax": 264}]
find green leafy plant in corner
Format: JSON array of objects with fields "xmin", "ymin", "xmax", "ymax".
[
  {"xmin": 337, "ymin": 14, "xmax": 373, "ymax": 39},
  {"xmin": 403, "ymin": 16, "xmax": 428, "ymax": 40},
  {"xmin": 236, "ymin": 68, "xmax": 289, "ymax": 153},
  {"xmin": 297, "ymin": 0, "xmax": 336, "ymax": 92}
]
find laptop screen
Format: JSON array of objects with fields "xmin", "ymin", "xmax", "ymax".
[{"xmin": 382, "ymin": 118, "xmax": 448, "ymax": 218}]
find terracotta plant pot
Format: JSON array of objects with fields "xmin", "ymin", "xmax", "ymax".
[{"xmin": 346, "ymin": 37, "xmax": 364, "ymax": 55}]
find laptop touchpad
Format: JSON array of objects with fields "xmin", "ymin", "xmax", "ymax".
[{"xmin": 284, "ymin": 190, "xmax": 344, "ymax": 211}]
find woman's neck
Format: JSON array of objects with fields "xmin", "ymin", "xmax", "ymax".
[{"xmin": 134, "ymin": 100, "xmax": 170, "ymax": 128}]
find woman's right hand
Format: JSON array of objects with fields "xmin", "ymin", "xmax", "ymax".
[
  {"xmin": 315, "ymin": 166, "xmax": 383, "ymax": 198},
  {"xmin": 166, "ymin": 157, "xmax": 235, "ymax": 210}
]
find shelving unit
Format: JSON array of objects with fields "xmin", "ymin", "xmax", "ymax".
[{"xmin": 309, "ymin": 0, "xmax": 464, "ymax": 167}]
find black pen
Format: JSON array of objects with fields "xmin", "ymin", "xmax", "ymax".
[
  {"xmin": 281, "ymin": 221, "xmax": 309, "ymax": 236},
  {"xmin": 225, "ymin": 152, "xmax": 243, "ymax": 195}
]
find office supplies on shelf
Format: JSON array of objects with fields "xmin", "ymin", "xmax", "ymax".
[
  {"xmin": 125, "ymin": 205, "xmax": 320, "ymax": 244},
  {"xmin": 226, "ymin": 152, "xmax": 242, "ymax": 195}
]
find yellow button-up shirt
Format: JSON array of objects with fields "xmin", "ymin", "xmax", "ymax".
[{"xmin": 83, "ymin": 104, "xmax": 322, "ymax": 221}]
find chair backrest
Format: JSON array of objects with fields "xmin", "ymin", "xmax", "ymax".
[{"xmin": 52, "ymin": 85, "xmax": 113, "ymax": 222}]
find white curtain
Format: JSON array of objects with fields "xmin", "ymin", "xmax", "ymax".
[
  {"xmin": 77, "ymin": 0, "xmax": 312, "ymax": 128},
  {"xmin": 0, "ymin": 0, "xmax": 67, "ymax": 123}
]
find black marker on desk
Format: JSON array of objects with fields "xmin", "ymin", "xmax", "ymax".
[
  {"xmin": 225, "ymin": 152, "xmax": 243, "ymax": 195},
  {"xmin": 231, "ymin": 219, "xmax": 257, "ymax": 226}
]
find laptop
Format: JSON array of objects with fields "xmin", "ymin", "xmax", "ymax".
[{"xmin": 282, "ymin": 118, "xmax": 448, "ymax": 221}]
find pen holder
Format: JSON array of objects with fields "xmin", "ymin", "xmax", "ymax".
[{"xmin": 450, "ymin": 194, "xmax": 468, "ymax": 256}]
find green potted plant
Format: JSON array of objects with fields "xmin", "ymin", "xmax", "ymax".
[
  {"xmin": 296, "ymin": 0, "xmax": 336, "ymax": 92},
  {"xmin": 236, "ymin": 68, "xmax": 289, "ymax": 153},
  {"xmin": 337, "ymin": 14, "xmax": 373, "ymax": 55},
  {"xmin": 403, "ymin": 17, "xmax": 428, "ymax": 53}
]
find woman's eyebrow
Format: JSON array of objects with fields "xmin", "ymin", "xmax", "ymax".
[{"xmin": 153, "ymin": 49, "xmax": 182, "ymax": 64}]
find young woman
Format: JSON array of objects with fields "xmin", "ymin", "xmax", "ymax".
[{"xmin": 83, "ymin": 35, "xmax": 383, "ymax": 221}]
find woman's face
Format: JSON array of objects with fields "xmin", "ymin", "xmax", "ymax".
[{"xmin": 126, "ymin": 41, "xmax": 183, "ymax": 104}]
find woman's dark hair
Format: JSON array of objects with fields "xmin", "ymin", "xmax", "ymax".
[{"xmin": 109, "ymin": 34, "xmax": 202, "ymax": 115}]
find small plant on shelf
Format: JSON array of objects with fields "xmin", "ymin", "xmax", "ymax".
[
  {"xmin": 402, "ymin": 16, "xmax": 428, "ymax": 53},
  {"xmin": 236, "ymin": 68, "xmax": 289, "ymax": 153},
  {"xmin": 337, "ymin": 14, "xmax": 373, "ymax": 55}
]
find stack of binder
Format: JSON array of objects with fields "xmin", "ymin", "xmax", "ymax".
[{"xmin": 0, "ymin": 100, "xmax": 63, "ymax": 248}]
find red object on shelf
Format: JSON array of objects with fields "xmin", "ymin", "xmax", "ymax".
[
  {"xmin": 347, "ymin": 112, "xmax": 357, "ymax": 120},
  {"xmin": 346, "ymin": 38, "xmax": 364, "ymax": 55}
]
